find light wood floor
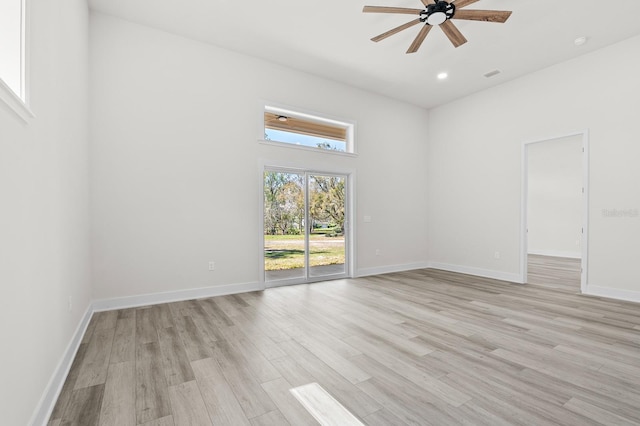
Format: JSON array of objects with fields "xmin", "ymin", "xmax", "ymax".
[
  {"xmin": 49, "ymin": 269, "xmax": 640, "ymax": 425},
  {"xmin": 528, "ymin": 254, "xmax": 581, "ymax": 292}
]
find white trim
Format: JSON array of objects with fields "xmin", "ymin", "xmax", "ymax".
[
  {"xmin": 0, "ymin": 0, "xmax": 34, "ymax": 123},
  {"xmin": 0, "ymin": 77, "xmax": 34, "ymax": 123},
  {"xmin": 258, "ymin": 100, "xmax": 358, "ymax": 155},
  {"xmin": 28, "ymin": 305, "xmax": 94, "ymax": 426},
  {"xmin": 581, "ymin": 130, "xmax": 590, "ymax": 293},
  {"xmin": 304, "ymin": 173, "xmax": 311, "ymax": 279},
  {"xmin": 92, "ymin": 281, "xmax": 263, "ymax": 312},
  {"xmin": 258, "ymin": 139, "xmax": 358, "ymax": 158},
  {"xmin": 258, "ymin": 161, "xmax": 267, "ymax": 287},
  {"xmin": 357, "ymin": 262, "xmax": 430, "ymax": 278},
  {"xmin": 347, "ymin": 171, "xmax": 356, "ymax": 278},
  {"xmin": 428, "ymin": 262, "xmax": 522, "ymax": 283},
  {"xmin": 29, "ymin": 281, "xmax": 263, "ymax": 424},
  {"xmin": 520, "ymin": 130, "xmax": 589, "ymax": 291},
  {"xmin": 527, "ymin": 250, "xmax": 581, "ymax": 259},
  {"xmin": 584, "ymin": 285, "xmax": 640, "ymax": 304},
  {"xmin": 28, "ymin": 261, "xmax": 639, "ymax": 425},
  {"xmin": 259, "ymin": 161, "xmax": 356, "ymax": 288},
  {"xmin": 520, "ymin": 142, "xmax": 528, "ymax": 284},
  {"xmin": 19, "ymin": 0, "xmax": 27, "ymax": 100},
  {"xmin": 265, "ymin": 273, "xmax": 350, "ymax": 289}
]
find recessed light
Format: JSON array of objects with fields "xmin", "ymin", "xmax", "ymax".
[
  {"xmin": 437, "ymin": 72, "xmax": 448, "ymax": 80},
  {"xmin": 574, "ymin": 36, "xmax": 588, "ymax": 46},
  {"xmin": 277, "ymin": 115, "xmax": 288, "ymax": 122}
]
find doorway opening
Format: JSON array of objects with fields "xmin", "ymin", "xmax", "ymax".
[
  {"xmin": 521, "ymin": 131, "xmax": 589, "ymax": 293},
  {"xmin": 263, "ymin": 168, "xmax": 350, "ymax": 287}
]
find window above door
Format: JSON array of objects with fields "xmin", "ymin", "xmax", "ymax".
[
  {"xmin": 0, "ymin": 0, "xmax": 33, "ymax": 122},
  {"xmin": 261, "ymin": 104, "xmax": 356, "ymax": 155}
]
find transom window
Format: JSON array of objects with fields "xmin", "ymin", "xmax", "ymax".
[
  {"xmin": 0, "ymin": 0, "xmax": 31, "ymax": 122},
  {"xmin": 263, "ymin": 105, "xmax": 355, "ymax": 154},
  {"xmin": 0, "ymin": 0, "xmax": 25, "ymax": 100}
]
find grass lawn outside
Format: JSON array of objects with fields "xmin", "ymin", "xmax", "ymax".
[{"xmin": 264, "ymin": 234, "xmax": 345, "ymax": 270}]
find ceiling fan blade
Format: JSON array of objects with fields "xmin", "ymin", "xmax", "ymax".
[
  {"xmin": 453, "ymin": 9, "xmax": 512, "ymax": 23},
  {"xmin": 406, "ymin": 24, "xmax": 433, "ymax": 54},
  {"xmin": 372, "ymin": 19, "xmax": 422, "ymax": 42},
  {"xmin": 440, "ymin": 20, "xmax": 467, "ymax": 47},
  {"xmin": 420, "ymin": 0, "xmax": 435, "ymax": 6},
  {"xmin": 363, "ymin": 6, "xmax": 423, "ymax": 15},
  {"xmin": 453, "ymin": 0, "xmax": 480, "ymax": 8}
]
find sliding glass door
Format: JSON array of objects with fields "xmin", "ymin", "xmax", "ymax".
[
  {"xmin": 308, "ymin": 174, "xmax": 346, "ymax": 278},
  {"xmin": 264, "ymin": 171, "xmax": 306, "ymax": 282},
  {"xmin": 263, "ymin": 169, "xmax": 348, "ymax": 286}
]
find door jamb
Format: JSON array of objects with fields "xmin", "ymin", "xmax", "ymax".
[{"xmin": 520, "ymin": 130, "xmax": 589, "ymax": 293}]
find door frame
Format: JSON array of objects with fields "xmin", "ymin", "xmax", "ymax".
[
  {"xmin": 259, "ymin": 163, "xmax": 355, "ymax": 288},
  {"xmin": 520, "ymin": 130, "xmax": 589, "ymax": 293}
]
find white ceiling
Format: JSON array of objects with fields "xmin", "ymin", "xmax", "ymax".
[{"xmin": 88, "ymin": 0, "xmax": 640, "ymax": 109}]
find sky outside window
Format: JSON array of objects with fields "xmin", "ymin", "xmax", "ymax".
[
  {"xmin": 0, "ymin": 0, "xmax": 23, "ymax": 98},
  {"xmin": 265, "ymin": 129, "xmax": 346, "ymax": 152}
]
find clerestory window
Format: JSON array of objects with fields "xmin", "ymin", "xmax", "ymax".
[
  {"xmin": 0, "ymin": 0, "xmax": 32, "ymax": 121},
  {"xmin": 262, "ymin": 105, "xmax": 355, "ymax": 154}
]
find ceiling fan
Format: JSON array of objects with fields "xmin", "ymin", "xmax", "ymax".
[{"xmin": 363, "ymin": 0, "xmax": 512, "ymax": 53}]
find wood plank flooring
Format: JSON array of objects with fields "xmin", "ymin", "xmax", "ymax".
[
  {"xmin": 528, "ymin": 254, "xmax": 581, "ymax": 292},
  {"xmin": 49, "ymin": 269, "xmax": 640, "ymax": 425}
]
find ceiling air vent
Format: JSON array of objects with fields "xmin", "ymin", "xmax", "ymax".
[{"xmin": 483, "ymin": 69, "xmax": 502, "ymax": 78}]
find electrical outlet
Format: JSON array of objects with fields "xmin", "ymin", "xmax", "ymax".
[
  {"xmin": 375, "ymin": 249, "xmax": 381, "ymax": 256},
  {"xmin": 208, "ymin": 261, "xmax": 215, "ymax": 271},
  {"xmin": 494, "ymin": 251, "xmax": 500, "ymax": 259}
]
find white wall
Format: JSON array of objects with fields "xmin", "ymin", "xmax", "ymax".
[
  {"xmin": 527, "ymin": 135, "xmax": 583, "ymax": 258},
  {"xmin": 5, "ymin": 7, "xmax": 640, "ymax": 424},
  {"xmin": 0, "ymin": 1, "xmax": 90, "ymax": 425},
  {"xmin": 428, "ymin": 34, "xmax": 640, "ymax": 296},
  {"xmin": 89, "ymin": 13, "xmax": 429, "ymax": 300}
]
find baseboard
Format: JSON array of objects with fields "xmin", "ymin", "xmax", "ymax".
[
  {"xmin": 584, "ymin": 285, "xmax": 640, "ymax": 304},
  {"xmin": 427, "ymin": 262, "xmax": 522, "ymax": 283},
  {"xmin": 92, "ymin": 281, "xmax": 264, "ymax": 312},
  {"xmin": 356, "ymin": 262, "xmax": 430, "ymax": 278},
  {"xmin": 29, "ymin": 281, "xmax": 264, "ymax": 425},
  {"xmin": 31, "ymin": 266, "xmax": 638, "ymax": 425},
  {"xmin": 29, "ymin": 305, "xmax": 94, "ymax": 426},
  {"xmin": 528, "ymin": 249, "xmax": 581, "ymax": 259}
]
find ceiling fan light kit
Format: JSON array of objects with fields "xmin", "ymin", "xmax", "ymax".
[
  {"xmin": 422, "ymin": 1, "xmax": 455, "ymax": 25},
  {"xmin": 363, "ymin": 0, "xmax": 512, "ymax": 54}
]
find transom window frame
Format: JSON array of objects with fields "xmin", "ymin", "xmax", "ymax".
[
  {"xmin": 0, "ymin": 0, "xmax": 34, "ymax": 123},
  {"xmin": 259, "ymin": 102, "xmax": 357, "ymax": 156}
]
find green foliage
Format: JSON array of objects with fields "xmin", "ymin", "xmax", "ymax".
[
  {"xmin": 264, "ymin": 172, "xmax": 304, "ymax": 235},
  {"xmin": 311, "ymin": 227, "xmax": 338, "ymax": 235},
  {"xmin": 264, "ymin": 171, "xmax": 345, "ymax": 237},
  {"xmin": 316, "ymin": 142, "xmax": 338, "ymax": 151},
  {"xmin": 309, "ymin": 175, "xmax": 345, "ymax": 233}
]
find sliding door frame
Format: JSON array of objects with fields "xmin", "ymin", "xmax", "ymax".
[{"xmin": 259, "ymin": 162, "xmax": 355, "ymax": 288}]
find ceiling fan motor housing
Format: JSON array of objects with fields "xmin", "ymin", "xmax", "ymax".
[{"xmin": 421, "ymin": 0, "xmax": 456, "ymax": 26}]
